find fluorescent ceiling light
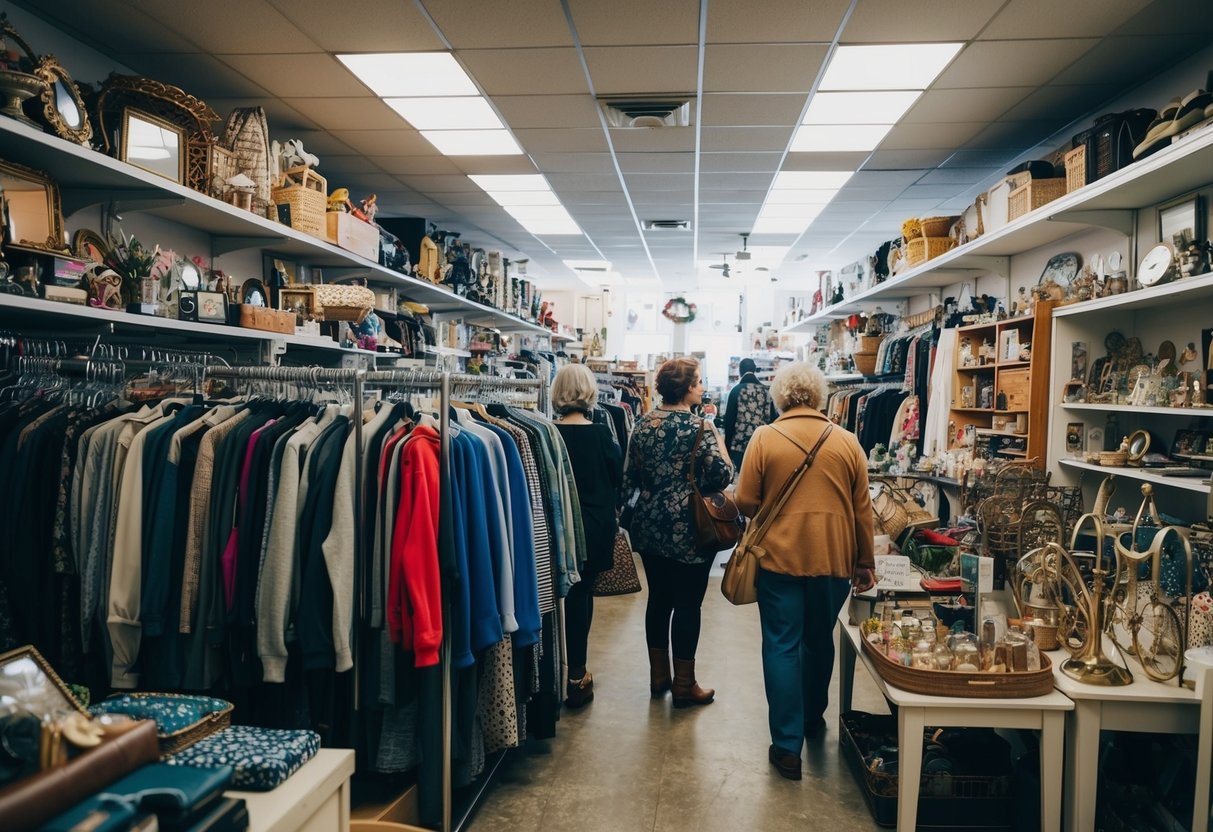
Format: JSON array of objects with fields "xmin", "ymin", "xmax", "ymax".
[
  {"xmin": 758, "ymin": 204, "xmax": 825, "ymax": 219},
  {"xmin": 765, "ymin": 189, "xmax": 837, "ymax": 204},
  {"xmin": 819, "ymin": 43, "xmax": 963, "ymax": 91},
  {"xmin": 421, "ymin": 130, "xmax": 523, "ymax": 156},
  {"xmin": 746, "ymin": 246, "xmax": 790, "ymax": 262},
  {"xmin": 564, "ymin": 259, "xmax": 612, "ymax": 271},
  {"xmin": 791, "ymin": 124, "xmax": 894, "ymax": 152},
  {"xmin": 385, "ymin": 97, "xmax": 504, "ymax": 130},
  {"xmin": 803, "ymin": 91, "xmax": 921, "ymax": 125},
  {"xmin": 772, "ymin": 171, "xmax": 853, "ymax": 190},
  {"xmin": 516, "ymin": 217, "xmax": 583, "ymax": 235},
  {"xmin": 337, "ymin": 52, "xmax": 479, "ymax": 97},
  {"xmin": 505, "ymin": 205, "xmax": 576, "ymax": 221},
  {"xmin": 469, "ymin": 174, "xmax": 550, "ymax": 191},
  {"xmin": 752, "ymin": 217, "xmax": 813, "ymax": 234},
  {"xmin": 488, "ymin": 190, "xmax": 560, "ymax": 206}
]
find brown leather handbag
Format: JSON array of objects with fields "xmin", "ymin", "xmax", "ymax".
[{"xmin": 688, "ymin": 419, "xmax": 744, "ymax": 554}]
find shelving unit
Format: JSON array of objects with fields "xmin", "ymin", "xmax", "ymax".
[{"xmin": 1058, "ymin": 459, "xmax": 1211, "ymax": 494}]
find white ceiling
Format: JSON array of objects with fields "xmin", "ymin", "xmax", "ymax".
[{"xmin": 15, "ymin": 0, "xmax": 1213, "ymax": 291}]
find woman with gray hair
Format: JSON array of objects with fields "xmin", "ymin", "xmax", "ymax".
[
  {"xmin": 733, "ymin": 361, "xmax": 876, "ymax": 781},
  {"xmin": 551, "ymin": 363, "xmax": 622, "ymax": 707}
]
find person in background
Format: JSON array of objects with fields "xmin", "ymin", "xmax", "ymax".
[
  {"xmin": 733, "ymin": 362, "xmax": 876, "ymax": 780},
  {"xmin": 721, "ymin": 358, "xmax": 778, "ymax": 470},
  {"xmin": 552, "ymin": 363, "xmax": 622, "ymax": 707},
  {"xmin": 623, "ymin": 357, "xmax": 733, "ymax": 707}
]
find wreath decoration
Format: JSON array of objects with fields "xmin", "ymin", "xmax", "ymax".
[{"xmin": 662, "ymin": 296, "xmax": 697, "ymax": 324}]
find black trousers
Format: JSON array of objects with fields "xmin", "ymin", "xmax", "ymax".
[
  {"xmin": 564, "ymin": 568, "xmax": 598, "ymax": 675},
  {"xmin": 640, "ymin": 554, "xmax": 713, "ymax": 659}
]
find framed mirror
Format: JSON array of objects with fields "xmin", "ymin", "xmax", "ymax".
[
  {"xmin": 0, "ymin": 645, "xmax": 89, "ymax": 720},
  {"xmin": 178, "ymin": 259, "xmax": 201, "ymax": 291},
  {"xmin": 241, "ymin": 277, "xmax": 268, "ymax": 307},
  {"xmin": 1126, "ymin": 429, "xmax": 1151, "ymax": 465},
  {"xmin": 0, "ymin": 160, "xmax": 68, "ymax": 255},
  {"xmin": 71, "ymin": 228, "xmax": 109, "ymax": 264},
  {"xmin": 1159, "ymin": 194, "xmax": 1204, "ymax": 251},
  {"xmin": 119, "ymin": 107, "xmax": 185, "ymax": 184},
  {"xmin": 33, "ymin": 56, "xmax": 92, "ymax": 145}
]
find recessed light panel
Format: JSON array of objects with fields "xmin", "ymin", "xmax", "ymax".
[
  {"xmin": 488, "ymin": 190, "xmax": 561, "ymax": 206},
  {"xmin": 803, "ymin": 91, "xmax": 921, "ymax": 125},
  {"xmin": 337, "ymin": 53, "xmax": 479, "ymax": 97},
  {"xmin": 469, "ymin": 174, "xmax": 551, "ymax": 191},
  {"xmin": 772, "ymin": 171, "xmax": 854, "ymax": 190},
  {"xmin": 818, "ymin": 43, "xmax": 963, "ymax": 91},
  {"xmin": 791, "ymin": 124, "xmax": 894, "ymax": 152},
  {"xmin": 752, "ymin": 217, "xmax": 815, "ymax": 234},
  {"xmin": 385, "ymin": 97, "xmax": 504, "ymax": 130},
  {"xmin": 421, "ymin": 130, "xmax": 523, "ymax": 155},
  {"xmin": 764, "ymin": 189, "xmax": 838, "ymax": 204}
]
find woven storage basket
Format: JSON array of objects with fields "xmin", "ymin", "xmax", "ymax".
[
  {"xmin": 315, "ymin": 283, "xmax": 375, "ymax": 323},
  {"xmin": 272, "ymin": 165, "xmax": 327, "ymax": 238},
  {"xmin": 920, "ymin": 215, "xmax": 959, "ymax": 237},
  {"xmin": 1063, "ymin": 146, "xmax": 1086, "ymax": 194},
  {"xmin": 1007, "ymin": 178, "xmax": 1066, "ymax": 222},
  {"xmin": 860, "ymin": 636, "xmax": 1055, "ymax": 698},
  {"xmin": 905, "ymin": 236, "xmax": 954, "ymax": 268},
  {"xmin": 859, "ymin": 334, "xmax": 884, "ymax": 352},
  {"xmin": 94, "ymin": 692, "xmax": 233, "ymax": 754},
  {"xmin": 1100, "ymin": 450, "xmax": 1128, "ymax": 466},
  {"xmin": 854, "ymin": 351, "xmax": 878, "ymax": 376}
]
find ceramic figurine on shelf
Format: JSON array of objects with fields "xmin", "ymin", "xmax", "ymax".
[
  {"xmin": 359, "ymin": 194, "xmax": 378, "ymax": 224},
  {"xmin": 272, "ymin": 138, "xmax": 320, "ymax": 175},
  {"xmin": 327, "ymin": 188, "xmax": 351, "ymax": 213}
]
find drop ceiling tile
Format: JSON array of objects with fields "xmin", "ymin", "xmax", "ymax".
[
  {"xmin": 866, "ymin": 149, "xmax": 954, "ymax": 168},
  {"xmin": 901, "ymin": 183, "xmax": 966, "ymax": 200},
  {"xmin": 703, "ymin": 44, "xmax": 828, "ymax": 93},
  {"xmin": 265, "ymin": 0, "xmax": 443, "ymax": 51},
  {"xmin": 568, "ymin": 0, "xmax": 699, "ymax": 46},
  {"xmin": 701, "ymin": 126, "xmax": 794, "ymax": 152},
  {"xmin": 32, "ymin": 0, "xmax": 197, "ymax": 54},
  {"xmin": 459, "ymin": 49, "xmax": 589, "ymax": 95},
  {"xmin": 514, "ymin": 128, "xmax": 609, "ymax": 152},
  {"xmin": 582, "ymin": 46, "xmax": 698, "ymax": 95},
  {"xmin": 283, "ymin": 97, "xmax": 405, "ymax": 131},
  {"xmin": 491, "ymin": 95, "xmax": 602, "ymax": 129},
  {"xmin": 423, "ymin": 191, "xmax": 499, "ymax": 207},
  {"xmin": 935, "ymin": 39, "xmax": 1099, "ymax": 89},
  {"xmin": 700, "ymin": 94, "xmax": 808, "ymax": 127},
  {"xmin": 531, "ymin": 152, "xmax": 617, "ymax": 173},
  {"xmin": 942, "ymin": 149, "xmax": 1017, "ymax": 168},
  {"xmin": 425, "ymin": 0, "xmax": 572, "ymax": 47},
  {"xmin": 1051, "ymin": 34, "xmax": 1210, "ymax": 89},
  {"xmin": 903, "ymin": 87, "xmax": 1034, "ymax": 125},
  {"xmin": 119, "ymin": 53, "xmax": 271, "ymax": 99},
  {"xmin": 451, "ymin": 156, "xmax": 542, "ymax": 175},
  {"xmin": 632, "ymin": 192, "xmax": 694, "ymax": 207},
  {"xmin": 706, "ymin": 0, "xmax": 847, "ymax": 43},
  {"xmin": 782, "ymin": 151, "xmax": 870, "ymax": 170},
  {"xmin": 562, "ymin": 194, "xmax": 631, "ymax": 208},
  {"xmin": 1113, "ymin": 0, "xmax": 1213, "ymax": 35},
  {"xmin": 548, "ymin": 173, "xmax": 627, "ymax": 191},
  {"xmin": 317, "ymin": 156, "xmax": 383, "ymax": 176},
  {"xmin": 624, "ymin": 173, "xmax": 695, "ymax": 190},
  {"xmin": 841, "ymin": 0, "xmax": 1004, "ymax": 41},
  {"xmin": 917, "ymin": 167, "xmax": 996, "ymax": 185},
  {"xmin": 369, "ymin": 156, "xmax": 465, "ymax": 175},
  {"xmin": 202, "ymin": 97, "xmax": 315, "ymax": 130},
  {"xmin": 699, "ymin": 153, "xmax": 783, "ymax": 173},
  {"xmin": 618, "ymin": 154, "xmax": 696, "ymax": 174},
  {"xmin": 847, "ymin": 170, "xmax": 925, "ymax": 189},
  {"xmin": 965, "ymin": 120, "xmax": 1065, "ymax": 150},
  {"xmin": 394, "ymin": 174, "xmax": 486, "ymax": 192},
  {"xmin": 999, "ymin": 84, "xmax": 1119, "ymax": 123},
  {"xmin": 219, "ymin": 53, "xmax": 367, "ymax": 97},
  {"xmin": 880, "ymin": 122, "xmax": 985, "ymax": 150},
  {"xmin": 982, "ymin": 0, "xmax": 1149, "ymax": 38},
  {"xmin": 128, "ymin": 0, "xmax": 318, "ymax": 53},
  {"xmin": 700, "ymin": 190, "xmax": 770, "ymax": 203},
  {"xmin": 331, "ymin": 130, "xmax": 438, "ymax": 156},
  {"xmin": 701, "ymin": 172, "xmax": 772, "ymax": 190},
  {"xmin": 610, "ymin": 128, "xmax": 697, "ymax": 152},
  {"xmin": 288, "ymin": 130, "xmax": 357, "ymax": 157}
]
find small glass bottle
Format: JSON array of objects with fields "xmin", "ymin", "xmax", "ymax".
[
  {"xmin": 912, "ymin": 639, "xmax": 933, "ymax": 669},
  {"xmin": 932, "ymin": 642, "xmax": 954, "ymax": 671}
]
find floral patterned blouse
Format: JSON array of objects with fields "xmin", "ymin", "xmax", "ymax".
[{"xmin": 622, "ymin": 410, "xmax": 734, "ymax": 564}]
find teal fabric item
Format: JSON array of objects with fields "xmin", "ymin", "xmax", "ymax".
[
  {"xmin": 90, "ymin": 694, "xmax": 231, "ymax": 735},
  {"xmin": 165, "ymin": 725, "xmax": 320, "ymax": 791}
]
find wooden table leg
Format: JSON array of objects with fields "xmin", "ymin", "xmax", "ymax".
[
  {"xmin": 1040, "ymin": 710, "xmax": 1065, "ymax": 832},
  {"xmin": 897, "ymin": 706, "xmax": 926, "ymax": 832}
]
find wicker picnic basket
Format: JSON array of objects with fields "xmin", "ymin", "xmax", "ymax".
[
  {"xmin": 272, "ymin": 165, "xmax": 328, "ymax": 238},
  {"xmin": 906, "ymin": 236, "xmax": 955, "ymax": 268},
  {"xmin": 861, "ymin": 637, "xmax": 1055, "ymax": 698},
  {"xmin": 1064, "ymin": 146, "xmax": 1087, "ymax": 193},
  {"xmin": 920, "ymin": 215, "xmax": 959, "ymax": 238},
  {"xmin": 1007, "ymin": 178, "xmax": 1066, "ymax": 222}
]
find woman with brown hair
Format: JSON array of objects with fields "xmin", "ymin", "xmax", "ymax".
[{"xmin": 622, "ymin": 357, "xmax": 733, "ymax": 707}]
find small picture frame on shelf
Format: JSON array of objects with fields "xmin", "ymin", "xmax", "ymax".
[
  {"xmin": 999, "ymin": 329, "xmax": 1020, "ymax": 362},
  {"xmin": 1171, "ymin": 429, "xmax": 1207, "ymax": 458},
  {"xmin": 1070, "ymin": 341, "xmax": 1088, "ymax": 382},
  {"xmin": 1066, "ymin": 422, "xmax": 1085, "ymax": 456},
  {"xmin": 1158, "ymin": 193, "xmax": 1204, "ymax": 252},
  {"xmin": 1062, "ymin": 380, "xmax": 1086, "ymax": 403},
  {"xmin": 119, "ymin": 107, "xmax": 185, "ymax": 184}
]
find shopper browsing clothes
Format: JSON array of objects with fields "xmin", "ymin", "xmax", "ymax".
[
  {"xmin": 622, "ymin": 357, "xmax": 733, "ymax": 707},
  {"xmin": 552, "ymin": 364, "xmax": 623, "ymax": 708},
  {"xmin": 734, "ymin": 362, "xmax": 876, "ymax": 780},
  {"xmin": 721, "ymin": 358, "xmax": 778, "ymax": 470}
]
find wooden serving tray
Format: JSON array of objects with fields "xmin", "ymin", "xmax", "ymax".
[{"xmin": 861, "ymin": 636, "xmax": 1055, "ymax": 698}]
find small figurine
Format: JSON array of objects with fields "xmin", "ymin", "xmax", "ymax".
[
  {"xmin": 327, "ymin": 188, "xmax": 351, "ymax": 213},
  {"xmin": 359, "ymin": 194, "xmax": 378, "ymax": 223}
]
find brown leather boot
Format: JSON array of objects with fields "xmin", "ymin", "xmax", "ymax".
[
  {"xmin": 671, "ymin": 658, "xmax": 715, "ymax": 708},
  {"xmin": 565, "ymin": 671, "xmax": 594, "ymax": 708},
  {"xmin": 648, "ymin": 648, "xmax": 672, "ymax": 697}
]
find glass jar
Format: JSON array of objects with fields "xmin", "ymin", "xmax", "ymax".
[
  {"xmin": 931, "ymin": 643, "xmax": 954, "ymax": 671},
  {"xmin": 911, "ymin": 639, "xmax": 933, "ymax": 669},
  {"xmin": 949, "ymin": 632, "xmax": 980, "ymax": 672}
]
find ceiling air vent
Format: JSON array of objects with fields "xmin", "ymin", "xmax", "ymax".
[
  {"xmin": 642, "ymin": 219, "xmax": 691, "ymax": 231},
  {"xmin": 600, "ymin": 97, "xmax": 693, "ymax": 129}
]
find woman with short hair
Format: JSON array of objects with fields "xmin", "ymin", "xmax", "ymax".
[
  {"xmin": 552, "ymin": 363, "xmax": 622, "ymax": 707},
  {"xmin": 622, "ymin": 357, "xmax": 732, "ymax": 707},
  {"xmin": 734, "ymin": 362, "xmax": 876, "ymax": 780}
]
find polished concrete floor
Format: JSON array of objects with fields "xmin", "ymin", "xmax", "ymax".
[{"xmin": 469, "ymin": 558, "xmax": 889, "ymax": 831}]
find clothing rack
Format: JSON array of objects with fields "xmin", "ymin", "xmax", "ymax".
[{"xmin": 361, "ymin": 369, "xmax": 548, "ymax": 832}]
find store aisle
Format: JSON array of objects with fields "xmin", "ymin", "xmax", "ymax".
[{"xmin": 469, "ymin": 559, "xmax": 887, "ymax": 831}]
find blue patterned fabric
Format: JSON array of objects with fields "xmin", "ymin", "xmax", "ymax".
[
  {"xmin": 89, "ymin": 694, "xmax": 231, "ymax": 735},
  {"xmin": 165, "ymin": 725, "xmax": 320, "ymax": 791}
]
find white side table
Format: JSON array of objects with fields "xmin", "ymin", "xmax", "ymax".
[
  {"xmin": 839, "ymin": 619, "xmax": 1074, "ymax": 832},
  {"xmin": 227, "ymin": 748, "xmax": 356, "ymax": 832},
  {"xmin": 1050, "ymin": 648, "xmax": 1212, "ymax": 832}
]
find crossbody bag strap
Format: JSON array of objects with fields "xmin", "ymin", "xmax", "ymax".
[{"xmin": 747, "ymin": 424, "xmax": 834, "ymax": 548}]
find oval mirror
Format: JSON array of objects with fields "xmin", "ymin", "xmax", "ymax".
[
  {"xmin": 1127, "ymin": 429, "xmax": 1150, "ymax": 463},
  {"xmin": 54, "ymin": 80, "xmax": 82, "ymax": 128},
  {"xmin": 33, "ymin": 57, "xmax": 92, "ymax": 145},
  {"xmin": 242, "ymin": 278, "xmax": 267, "ymax": 307},
  {"xmin": 178, "ymin": 261, "xmax": 201, "ymax": 291}
]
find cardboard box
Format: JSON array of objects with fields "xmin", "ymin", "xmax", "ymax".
[{"xmin": 326, "ymin": 212, "xmax": 379, "ymax": 261}]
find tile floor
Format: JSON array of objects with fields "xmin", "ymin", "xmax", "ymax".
[{"xmin": 467, "ymin": 559, "xmax": 889, "ymax": 831}]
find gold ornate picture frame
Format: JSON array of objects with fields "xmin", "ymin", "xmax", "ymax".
[
  {"xmin": 0, "ymin": 159, "xmax": 69, "ymax": 255},
  {"xmin": 119, "ymin": 106, "xmax": 185, "ymax": 184},
  {"xmin": 33, "ymin": 55, "xmax": 92, "ymax": 146},
  {"xmin": 0, "ymin": 645, "xmax": 90, "ymax": 719}
]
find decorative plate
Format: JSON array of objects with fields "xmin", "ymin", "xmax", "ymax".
[
  {"xmin": 1137, "ymin": 243, "xmax": 1174, "ymax": 287},
  {"xmin": 1038, "ymin": 252, "xmax": 1080, "ymax": 289}
]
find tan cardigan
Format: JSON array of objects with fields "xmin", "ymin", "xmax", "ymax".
[{"xmin": 734, "ymin": 406, "xmax": 875, "ymax": 578}]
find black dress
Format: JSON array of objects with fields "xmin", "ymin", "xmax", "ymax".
[{"xmin": 555, "ymin": 422, "xmax": 623, "ymax": 574}]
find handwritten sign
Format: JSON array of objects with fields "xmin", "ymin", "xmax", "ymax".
[{"xmin": 874, "ymin": 555, "xmax": 916, "ymax": 591}]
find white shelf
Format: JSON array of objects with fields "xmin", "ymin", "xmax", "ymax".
[
  {"xmin": 1059, "ymin": 458, "xmax": 1211, "ymax": 493},
  {"xmin": 0, "ymin": 115, "xmax": 550, "ymax": 336},
  {"xmin": 1053, "ymin": 271, "xmax": 1213, "ymax": 318},
  {"xmin": 976, "ymin": 428, "xmax": 1027, "ymax": 437},
  {"xmin": 1062, "ymin": 402, "xmax": 1213, "ymax": 417},
  {"xmin": 825, "ymin": 373, "xmax": 864, "ymax": 382},
  {"xmin": 785, "ymin": 121, "xmax": 1213, "ymax": 332},
  {"xmin": 421, "ymin": 344, "xmax": 472, "ymax": 358}
]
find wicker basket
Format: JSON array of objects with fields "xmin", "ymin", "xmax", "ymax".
[
  {"xmin": 860, "ymin": 636, "xmax": 1055, "ymax": 698},
  {"xmin": 905, "ymin": 236, "xmax": 955, "ymax": 268},
  {"xmin": 854, "ymin": 351, "xmax": 878, "ymax": 376},
  {"xmin": 1099, "ymin": 450, "xmax": 1128, "ymax": 466},
  {"xmin": 1007, "ymin": 178, "xmax": 1067, "ymax": 222},
  {"xmin": 859, "ymin": 334, "xmax": 884, "ymax": 352},
  {"xmin": 272, "ymin": 165, "xmax": 328, "ymax": 238},
  {"xmin": 95, "ymin": 692, "xmax": 233, "ymax": 755},
  {"xmin": 1063, "ymin": 146, "xmax": 1086, "ymax": 194},
  {"xmin": 920, "ymin": 215, "xmax": 959, "ymax": 237},
  {"xmin": 901, "ymin": 218, "xmax": 923, "ymax": 240}
]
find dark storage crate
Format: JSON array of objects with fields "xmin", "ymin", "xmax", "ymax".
[
  {"xmin": 1071, "ymin": 108, "xmax": 1157, "ymax": 184},
  {"xmin": 839, "ymin": 711, "xmax": 1014, "ymax": 830}
]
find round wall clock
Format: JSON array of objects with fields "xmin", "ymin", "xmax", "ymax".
[{"xmin": 1137, "ymin": 244, "xmax": 1174, "ymax": 287}]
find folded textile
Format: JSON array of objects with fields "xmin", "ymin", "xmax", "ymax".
[
  {"xmin": 166, "ymin": 725, "xmax": 320, "ymax": 791},
  {"xmin": 45, "ymin": 763, "xmax": 232, "ymax": 831}
]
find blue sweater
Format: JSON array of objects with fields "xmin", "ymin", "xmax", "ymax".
[{"xmin": 483, "ymin": 422, "xmax": 541, "ymax": 647}]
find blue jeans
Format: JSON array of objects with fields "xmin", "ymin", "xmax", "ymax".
[{"xmin": 756, "ymin": 568, "xmax": 851, "ymax": 756}]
